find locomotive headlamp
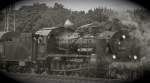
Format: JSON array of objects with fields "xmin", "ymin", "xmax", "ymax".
[
  {"xmin": 122, "ymin": 35, "xmax": 126, "ymax": 39},
  {"xmin": 54, "ymin": 56, "xmax": 61, "ymax": 60},
  {"xmin": 118, "ymin": 41, "xmax": 121, "ymax": 45},
  {"xmin": 133, "ymin": 55, "xmax": 137, "ymax": 60},
  {"xmin": 112, "ymin": 54, "xmax": 116, "ymax": 59}
]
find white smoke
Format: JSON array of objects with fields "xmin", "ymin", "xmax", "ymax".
[
  {"xmin": 116, "ymin": 10, "xmax": 150, "ymax": 65},
  {"xmin": 129, "ymin": 21, "xmax": 150, "ymax": 64}
]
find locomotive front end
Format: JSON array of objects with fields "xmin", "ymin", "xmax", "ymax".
[{"xmin": 107, "ymin": 30, "xmax": 143, "ymax": 79}]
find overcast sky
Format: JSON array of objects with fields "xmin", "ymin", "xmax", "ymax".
[{"xmin": 15, "ymin": 0, "xmax": 142, "ymax": 12}]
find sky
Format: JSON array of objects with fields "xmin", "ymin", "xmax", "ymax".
[{"xmin": 15, "ymin": 0, "xmax": 142, "ymax": 12}]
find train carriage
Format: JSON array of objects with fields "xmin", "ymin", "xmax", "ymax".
[{"xmin": 0, "ymin": 32, "xmax": 34, "ymax": 72}]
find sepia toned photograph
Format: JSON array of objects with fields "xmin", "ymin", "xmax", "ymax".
[{"xmin": 0, "ymin": 0, "xmax": 150, "ymax": 83}]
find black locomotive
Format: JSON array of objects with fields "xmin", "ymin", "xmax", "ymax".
[{"xmin": 0, "ymin": 26, "xmax": 143, "ymax": 79}]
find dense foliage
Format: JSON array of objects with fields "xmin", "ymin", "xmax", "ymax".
[{"xmin": 0, "ymin": 3, "xmax": 149, "ymax": 33}]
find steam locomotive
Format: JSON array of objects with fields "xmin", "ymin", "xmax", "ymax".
[{"xmin": 0, "ymin": 26, "xmax": 143, "ymax": 79}]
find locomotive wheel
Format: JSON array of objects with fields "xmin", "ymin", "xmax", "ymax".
[
  {"xmin": 18, "ymin": 66, "xmax": 31, "ymax": 73},
  {"xmin": 109, "ymin": 68, "xmax": 129, "ymax": 79},
  {"xmin": 7, "ymin": 65, "xmax": 19, "ymax": 73},
  {"xmin": 34, "ymin": 64, "xmax": 45, "ymax": 74}
]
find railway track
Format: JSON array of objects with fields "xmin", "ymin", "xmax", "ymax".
[{"xmin": 6, "ymin": 73, "xmax": 127, "ymax": 83}]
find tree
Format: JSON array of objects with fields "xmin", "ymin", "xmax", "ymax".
[
  {"xmin": 54, "ymin": 3, "xmax": 64, "ymax": 9},
  {"xmin": 87, "ymin": 8, "xmax": 109, "ymax": 22}
]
